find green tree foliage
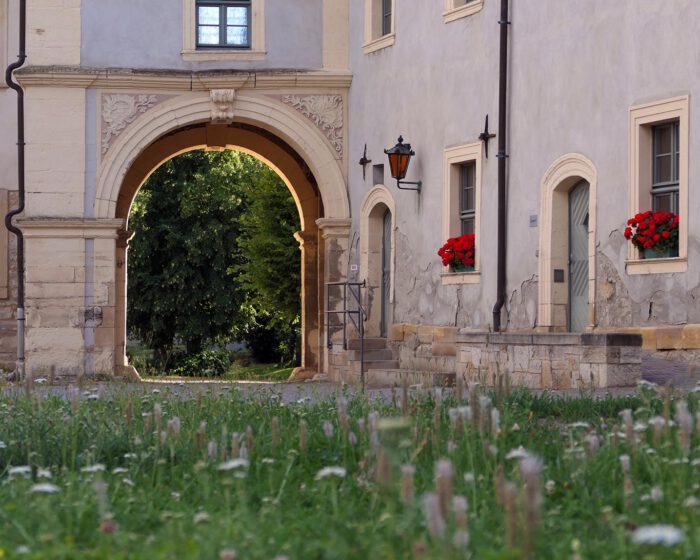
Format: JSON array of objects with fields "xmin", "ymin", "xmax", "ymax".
[
  {"xmin": 127, "ymin": 150, "xmax": 301, "ymax": 367},
  {"xmin": 236, "ymin": 164, "xmax": 302, "ymax": 363}
]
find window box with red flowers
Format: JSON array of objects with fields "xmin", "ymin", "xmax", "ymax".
[
  {"xmin": 624, "ymin": 211, "xmax": 679, "ymax": 259},
  {"xmin": 438, "ymin": 234, "xmax": 476, "ymax": 272}
]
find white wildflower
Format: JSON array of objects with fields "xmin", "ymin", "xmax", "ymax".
[
  {"xmin": 122, "ymin": 478, "xmax": 134, "ymax": 487},
  {"xmin": 683, "ymin": 496, "xmax": 699, "ymax": 508},
  {"xmin": 193, "ymin": 511, "xmax": 210, "ymax": 524},
  {"xmin": 463, "ymin": 472, "xmax": 476, "ymax": 484},
  {"xmin": 545, "ymin": 480, "xmax": 556, "ymax": 495},
  {"xmin": 631, "ymin": 525, "xmax": 685, "ymax": 546},
  {"xmin": 8, "ymin": 466, "xmax": 31, "ymax": 477},
  {"xmin": 37, "ymin": 468, "xmax": 52, "ymax": 479},
  {"xmin": 34, "ymin": 378, "xmax": 48, "ymax": 385},
  {"xmin": 81, "ymin": 464, "xmax": 106, "ymax": 473},
  {"xmin": 217, "ymin": 458, "xmax": 250, "ymax": 472},
  {"xmin": 0, "ymin": 441, "xmax": 6, "ymax": 449},
  {"xmin": 505, "ymin": 446, "xmax": 529, "ymax": 460},
  {"xmin": 568, "ymin": 422, "xmax": 590, "ymax": 429},
  {"xmin": 650, "ymin": 486, "xmax": 663, "ymax": 502},
  {"xmin": 30, "ymin": 483, "xmax": 60, "ymax": 494},
  {"xmin": 112, "ymin": 467, "xmax": 128, "ymax": 474},
  {"xmin": 315, "ymin": 466, "xmax": 347, "ymax": 480},
  {"xmin": 261, "ymin": 458, "xmax": 275, "ymax": 465}
]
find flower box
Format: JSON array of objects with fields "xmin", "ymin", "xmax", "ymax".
[
  {"xmin": 624, "ymin": 211, "xmax": 679, "ymax": 259},
  {"xmin": 438, "ymin": 234, "xmax": 476, "ymax": 272}
]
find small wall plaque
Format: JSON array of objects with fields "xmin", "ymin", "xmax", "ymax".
[
  {"xmin": 350, "ymin": 264, "xmax": 359, "ymax": 272},
  {"xmin": 529, "ymin": 215, "xmax": 538, "ymax": 227},
  {"xmin": 554, "ymin": 269, "xmax": 565, "ymax": 283}
]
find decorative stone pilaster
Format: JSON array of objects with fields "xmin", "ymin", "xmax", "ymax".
[
  {"xmin": 290, "ymin": 229, "xmax": 321, "ymax": 381},
  {"xmin": 316, "ymin": 218, "xmax": 352, "ymax": 377}
]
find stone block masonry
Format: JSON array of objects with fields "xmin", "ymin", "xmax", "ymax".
[{"xmin": 456, "ymin": 331, "xmax": 643, "ymax": 389}]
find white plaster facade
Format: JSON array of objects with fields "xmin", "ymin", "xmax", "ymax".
[{"xmin": 0, "ymin": 0, "xmax": 699, "ymax": 379}]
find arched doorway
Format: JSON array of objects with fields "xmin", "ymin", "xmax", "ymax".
[
  {"xmin": 538, "ymin": 154, "xmax": 597, "ymax": 333},
  {"xmin": 96, "ymin": 93, "xmax": 351, "ymax": 378},
  {"xmin": 360, "ymin": 186, "xmax": 396, "ymax": 338}
]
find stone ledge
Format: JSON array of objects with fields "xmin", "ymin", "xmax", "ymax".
[{"xmin": 581, "ymin": 333, "xmax": 643, "ymax": 347}]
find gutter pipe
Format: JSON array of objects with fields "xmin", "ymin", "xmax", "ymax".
[
  {"xmin": 4, "ymin": 0, "xmax": 27, "ymax": 379},
  {"xmin": 492, "ymin": 0, "xmax": 509, "ymax": 332}
]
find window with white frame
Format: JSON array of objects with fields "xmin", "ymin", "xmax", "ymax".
[
  {"xmin": 363, "ymin": 0, "xmax": 395, "ymax": 54},
  {"xmin": 196, "ymin": 1, "xmax": 251, "ymax": 49},
  {"xmin": 628, "ymin": 96, "xmax": 689, "ymax": 274},
  {"xmin": 442, "ymin": 142, "xmax": 482, "ymax": 284},
  {"xmin": 443, "ymin": 0, "xmax": 484, "ymax": 23},
  {"xmin": 182, "ymin": 0, "xmax": 265, "ymax": 60}
]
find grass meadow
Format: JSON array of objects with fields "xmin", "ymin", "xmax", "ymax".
[{"xmin": 0, "ymin": 381, "xmax": 698, "ymax": 559}]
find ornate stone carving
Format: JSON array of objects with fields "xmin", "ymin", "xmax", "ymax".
[
  {"xmin": 101, "ymin": 94, "xmax": 160, "ymax": 155},
  {"xmin": 210, "ymin": 89, "xmax": 236, "ymax": 123},
  {"xmin": 280, "ymin": 95, "xmax": 344, "ymax": 157}
]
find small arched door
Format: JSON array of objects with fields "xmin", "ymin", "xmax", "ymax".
[
  {"xmin": 568, "ymin": 180, "xmax": 590, "ymax": 332},
  {"xmin": 380, "ymin": 208, "xmax": 392, "ymax": 337}
]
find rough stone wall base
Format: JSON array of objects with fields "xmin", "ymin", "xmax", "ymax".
[{"xmin": 456, "ymin": 332, "xmax": 642, "ymax": 389}]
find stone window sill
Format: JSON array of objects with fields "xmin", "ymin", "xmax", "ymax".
[
  {"xmin": 181, "ymin": 49, "xmax": 267, "ymax": 61},
  {"xmin": 362, "ymin": 33, "xmax": 395, "ymax": 55},
  {"xmin": 443, "ymin": 0, "xmax": 484, "ymax": 23},
  {"xmin": 625, "ymin": 256, "xmax": 687, "ymax": 275},
  {"xmin": 441, "ymin": 270, "xmax": 481, "ymax": 285}
]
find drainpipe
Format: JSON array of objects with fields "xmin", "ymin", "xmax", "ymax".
[
  {"xmin": 492, "ymin": 0, "xmax": 509, "ymax": 332},
  {"xmin": 4, "ymin": 0, "xmax": 27, "ymax": 379}
]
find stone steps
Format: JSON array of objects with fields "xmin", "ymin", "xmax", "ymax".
[
  {"xmin": 349, "ymin": 359, "xmax": 399, "ymax": 374},
  {"xmin": 347, "ymin": 337, "xmax": 388, "ymax": 351},
  {"xmin": 337, "ymin": 367, "xmax": 455, "ymax": 389},
  {"xmin": 349, "ymin": 348, "xmax": 394, "ymax": 361}
]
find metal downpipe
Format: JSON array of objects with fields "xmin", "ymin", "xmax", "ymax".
[
  {"xmin": 4, "ymin": 0, "xmax": 27, "ymax": 380},
  {"xmin": 492, "ymin": 0, "xmax": 509, "ymax": 332}
]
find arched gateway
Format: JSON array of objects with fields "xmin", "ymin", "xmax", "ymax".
[{"xmin": 19, "ymin": 91, "xmax": 351, "ymax": 380}]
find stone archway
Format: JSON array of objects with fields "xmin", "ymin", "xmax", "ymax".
[
  {"xmin": 538, "ymin": 153, "xmax": 598, "ymax": 332},
  {"xmin": 97, "ymin": 92, "xmax": 351, "ymax": 379}
]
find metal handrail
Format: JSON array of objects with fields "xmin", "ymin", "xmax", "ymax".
[{"xmin": 325, "ymin": 280, "xmax": 367, "ymax": 389}]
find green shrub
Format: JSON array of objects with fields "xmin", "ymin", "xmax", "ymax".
[{"xmin": 169, "ymin": 349, "xmax": 233, "ymax": 377}]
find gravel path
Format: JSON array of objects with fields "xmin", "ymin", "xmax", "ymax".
[{"xmin": 2, "ymin": 353, "xmax": 697, "ymax": 401}]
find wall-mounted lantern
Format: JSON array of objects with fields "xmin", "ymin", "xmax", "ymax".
[{"xmin": 384, "ymin": 136, "xmax": 422, "ymax": 192}]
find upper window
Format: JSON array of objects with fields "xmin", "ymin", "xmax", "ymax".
[
  {"xmin": 443, "ymin": 0, "xmax": 484, "ymax": 23},
  {"xmin": 628, "ymin": 96, "xmax": 689, "ymax": 274},
  {"xmin": 182, "ymin": 0, "xmax": 265, "ymax": 61},
  {"xmin": 459, "ymin": 162, "xmax": 476, "ymax": 235},
  {"xmin": 442, "ymin": 142, "xmax": 483, "ymax": 284},
  {"xmin": 363, "ymin": 0, "xmax": 395, "ymax": 54},
  {"xmin": 196, "ymin": 1, "xmax": 251, "ymax": 49},
  {"xmin": 651, "ymin": 121, "xmax": 680, "ymax": 214}
]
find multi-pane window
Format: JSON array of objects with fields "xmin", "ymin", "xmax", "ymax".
[
  {"xmin": 196, "ymin": 1, "xmax": 251, "ymax": 48},
  {"xmin": 651, "ymin": 121, "xmax": 680, "ymax": 213},
  {"xmin": 459, "ymin": 162, "xmax": 476, "ymax": 235},
  {"xmin": 382, "ymin": 0, "xmax": 392, "ymax": 36}
]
